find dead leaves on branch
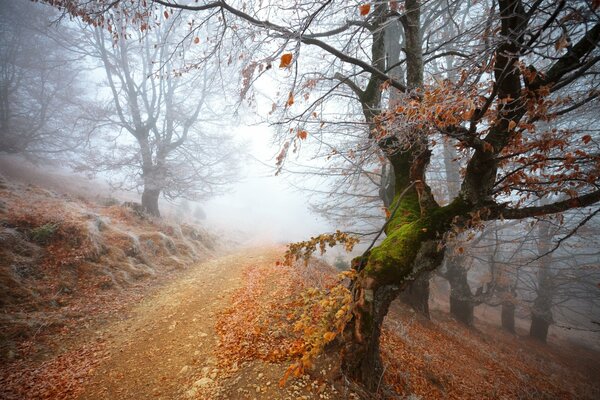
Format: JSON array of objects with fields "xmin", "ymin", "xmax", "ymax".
[{"xmin": 284, "ymin": 230, "xmax": 359, "ymax": 266}]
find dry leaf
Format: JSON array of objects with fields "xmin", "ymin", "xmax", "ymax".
[
  {"xmin": 297, "ymin": 130, "xmax": 308, "ymax": 140},
  {"xmin": 279, "ymin": 53, "xmax": 293, "ymax": 68}
]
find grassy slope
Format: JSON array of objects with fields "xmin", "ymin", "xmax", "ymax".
[{"xmin": 0, "ymin": 173, "xmax": 216, "ymax": 361}]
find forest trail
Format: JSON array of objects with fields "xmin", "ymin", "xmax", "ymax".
[{"xmin": 77, "ymin": 246, "xmax": 284, "ymax": 400}]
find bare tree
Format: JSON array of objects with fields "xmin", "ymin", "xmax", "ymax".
[
  {"xmin": 76, "ymin": 5, "xmax": 240, "ymax": 216},
  {"xmin": 0, "ymin": 1, "xmax": 84, "ymax": 158}
]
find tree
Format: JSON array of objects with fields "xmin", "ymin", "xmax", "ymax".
[
  {"xmin": 0, "ymin": 1, "xmax": 84, "ymax": 158},
  {"xmin": 519, "ymin": 213, "xmax": 600, "ymax": 342},
  {"xmin": 46, "ymin": 0, "xmax": 600, "ymax": 392},
  {"xmin": 74, "ymin": 4, "xmax": 239, "ymax": 216}
]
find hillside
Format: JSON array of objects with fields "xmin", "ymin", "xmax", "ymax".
[
  {"xmin": 0, "ymin": 173, "xmax": 599, "ymax": 400},
  {"xmin": 0, "ymin": 172, "xmax": 217, "ymax": 362}
]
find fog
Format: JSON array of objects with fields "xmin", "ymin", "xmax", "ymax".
[
  {"xmin": 201, "ymin": 124, "xmax": 333, "ymax": 242},
  {"xmin": 1, "ymin": 1, "xmax": 600, "ymax": 397}
]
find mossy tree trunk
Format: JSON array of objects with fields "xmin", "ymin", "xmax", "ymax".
[
  {"xmin": 340, "ymin": 0, "xmax": 443, "ymax": 389},
  {"xmin": 340, "ymin": 0, "xmax": 531, "ymax": 388},
  {"xmin": 341, "ymin": 127, "xmax": 466, "ymax": 389}
]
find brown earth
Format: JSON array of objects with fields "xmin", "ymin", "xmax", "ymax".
[
  {"xmin": 78, "ymin": 247, "xmax": 267, "ymax": 399},
  {"xmin": 76, "ymin": 246, "xmax": 346, "ymax": 400},
  {"xmin": 1, "ymin": 244, "xmax": 599, "ymax": 399}
]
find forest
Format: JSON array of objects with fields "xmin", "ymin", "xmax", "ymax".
[{"xmin": 1, "ymin": 0, "xmax": 599, "ymax": 399}]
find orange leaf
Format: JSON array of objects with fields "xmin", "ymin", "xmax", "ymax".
[
  {"xmin": 359, "ymin": 4, "xmax": 371, "ymax": 16},
  {"xmin": 297, "ymin": 130, "xmax": 308, "ymax": 140},
  {"xmin": 323, "ymin": 332, "xmax": 336, "ymax": 342},
  {"xmin": 384, "ymin": 207, "xmax": 391, "ymax": 219},
  {"xmin": 194, "ymin": 37, "xmax": 200, "ymax": 44},
  {"xmin": 286, "ymin": 92, "xmax": 294, "ymax": 107},
  {"xmin": 508, "ymin": 120, "xmax": 517, "ymax": 130},
  {"xmin": 279, "ymin": 53, "xmax": 293, "ymax": 68},
  {"xmin": 582, "ymin": 135, "xmax": 592, "ymax": 144}
]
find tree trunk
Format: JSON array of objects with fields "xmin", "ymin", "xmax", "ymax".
[
  {"xmin": 446, "ymin": 257, "xmax": 475, "ymax": 326},
  {"xmin": 141, "ymin": 187, "xmax": 160, "ymax": 217},
  {"xmin": 342, "ymin": 240, "xmax": 444, "ymax": 391},
  {"xmin": 529, "ymin": 220, "xmax": 554, "ymax": 343},
  {"xmin": 529, "ymin": 311, "xmax": 550, "ymax": 342},
  {"xmin": 399, "ymin": 272, "xmax": 430, "ymax": 318},
  {"xmin": 342, "ymin": 280, "xmax": 400, "ymax": 391},
  {"xmin": 501, "ymin": 301, "xmax": 516, "ymax": 333},
  {"xmin": 529, "ymin": 289, "xmax": 552, "ymax": 342},
  {"xmin": 450, "ymin": 290, "xmax": 474, "ymax": 326}
]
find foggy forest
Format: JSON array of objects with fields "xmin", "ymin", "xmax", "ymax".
[{"xmin": 1, "ymin": 0, "xmax": 599, "ymax": 399}]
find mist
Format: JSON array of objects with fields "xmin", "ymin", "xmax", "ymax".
[{"xmin": 1, "ymin": 1, "xmax": 599, "ymax": 399}]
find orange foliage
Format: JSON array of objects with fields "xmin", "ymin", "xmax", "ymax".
[
  {"xmin": 359, "ymin": 4, "xmax": 371, "ymax": 16},
  {"xmin": 215, "ymin": 259, "xmax": 354, "ymax": 386},
  {"xmin": 284, "ymin": 230, "xmax": 359, "ymax": 266},
  {"xmin": 286, "ymin": 91, "xmax": 294, "ymax": 106},
  {"xmin": 279, "ymin": 53, "xmax": 293, "ymax": 68},
  {"xmin": 297, "ymin": 129, "xmax": 308, "ymax": 140}
]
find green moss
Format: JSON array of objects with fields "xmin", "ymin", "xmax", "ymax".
[
  {"xmin": 31, "ymin": 222, "xmax": 59, "ymax": 244},
  {"xmin": 428, "ymin": 196, "xmax": 470, "ymax": 232},
  {"xmin": 363, "ymin": 195, "xmax": 472, "ymax": 285},
  {"xmin": 385, "ymin": 190, "xmax": 421, "ymax": 233},
  {"xmin": 366, "ymin": 219, "xmax": 428, "ymax": 283}
]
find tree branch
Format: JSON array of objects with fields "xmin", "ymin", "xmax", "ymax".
[{"xmin": 496, "ymin": 190, "xmax": 600, "ymax": 220}]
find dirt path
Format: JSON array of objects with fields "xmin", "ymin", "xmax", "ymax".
[{"xmin": 78, "ymin": 246, "xmax": 283, "ymax": 400}]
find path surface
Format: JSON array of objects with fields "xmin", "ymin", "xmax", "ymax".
[{"xmin": 78, "ymin": 246, "xmax": 283, "ymax": 400}]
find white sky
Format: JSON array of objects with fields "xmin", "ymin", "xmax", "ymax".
[{"xmin": 202, "ymin": 123, "xmax": 333, "ymax": 242}]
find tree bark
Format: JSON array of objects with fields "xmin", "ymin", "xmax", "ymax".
[
  {"xmin": 341, "ymin": 280, "xmax": 400, "ymax": 391},
  {"xmin": 501, "ymin": 301, "xmax": 516, "ymax": 333},
  {"xmin": 529, "ymin": 279, "xmax": 553, "ymax": 342},
  {"xmin": 342, "ymin": 240, "xmax": 444, "ymax": 391},
  {"xmin": 529, "ymin": 220, "xmax": 554, "ymax": 342},
  {"xmin": 529, "ymin": 310, "xmax": 551, "ymax": 342},
  {"xmin": 141, "ymin": 187, "xmax": 160, "ymax": 217},
  {"xmin": 450, "ymin": 289, "xmax": 474, "ymax": 326},
  {"xmin": 399, "ymin": 272, "xmax": 430, "ymax": 318},
  {"xmin": 446, "ymin": 257, "xmax": 475, "ymax": 326}
]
